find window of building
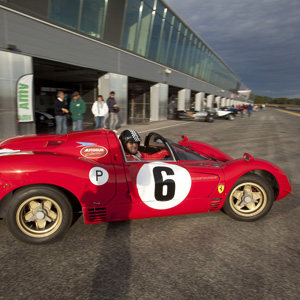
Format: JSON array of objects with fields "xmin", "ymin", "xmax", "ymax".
[
  {"xmin": 166, "ymin": 25, "xmax": 178, "ymax": 68},
  {"xmin": 80, "ymin": 0, "xmax": 106, "ymax": 39},
  {"xmin": 50, "ymin": 0, "xmax": 81, "ymax": 30},
  {"xmin": 122, "ymin": 0, "xmax": 141, "ymax": 51},
  {"xmin": 136, "ymin": 3, "xmax": 152, "ymax": 56},
  {"xmin": 148, "ymin": 11, "xmax": 163, "ymax": 61}
]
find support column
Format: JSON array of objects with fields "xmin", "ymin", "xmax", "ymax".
[
  {"xmin": 195, "ymin": 92, "xmax": 204, "ymax": 111},
  {"xmin": 150, "ymin": 83, "xmax": 168, "ymax": 121},
  {"xmin": 178, "ymin": 89, "xmax": 191, "ymax": 111},
  {"xmin": 221, "ymin": 97, "xmax": 226, "ymax": 107},
  {"xmin": 98, "ymin": 73, "xmax": 128, "ymax": 126},
  {"xmin": 215, "ymin": 96, "xmax": 221, "ymax": 108},
  {"xmin": 0, "ymin": 51, "xmax": 34, "ymax": 139},
  {"xmin": 207, "ymin": 94, "xmax": 215, "ymax": 109}
]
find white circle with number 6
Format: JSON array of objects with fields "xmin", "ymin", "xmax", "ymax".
[{"xmin": 136, "ymin": 162, "xmax": 192, "ymax": 209}]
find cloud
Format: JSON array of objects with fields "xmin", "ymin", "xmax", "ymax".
[{"xmin": 165, "ymin": 0, "xmax": 300, "ymax": 98}]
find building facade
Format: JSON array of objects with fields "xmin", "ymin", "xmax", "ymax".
[{"xmin": 0, "ymin": 0, "xmax": 248, "ymax": 139}]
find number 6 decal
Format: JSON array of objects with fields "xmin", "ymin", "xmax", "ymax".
[
  {"xmin": 153, "ymin": 167, "xmax": 175, "ymax": 201},
  {"xmin": 137, "ymin": 162, "xmax": 192, "ymax": 210}
]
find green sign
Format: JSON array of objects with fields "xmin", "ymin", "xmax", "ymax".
[{"xmin": 17, "ymin": 74, "xmax": 33, "ymax": 122}]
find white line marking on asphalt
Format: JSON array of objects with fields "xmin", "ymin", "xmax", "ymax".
[{"xmin": 138, "ymin": 122, "xmax": 190, "ymax": 134}]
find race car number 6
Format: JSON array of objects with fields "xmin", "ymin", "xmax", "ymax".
[{"xmin": 137, "ymin": 162, "xmax": 192, "ymax": 209}]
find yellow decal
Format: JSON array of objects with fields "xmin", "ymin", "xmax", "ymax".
[{"xmin": 218, "ymin": 185, "xmax": 225, "ymax": 194}]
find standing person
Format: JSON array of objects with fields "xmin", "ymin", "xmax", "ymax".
[
  {"xmin": 247, "ymin": 104, "xmax": 253, "ymax": 117},
  {"xmin": 69, "ymin": 91, "xmax": 86, "ymax": 131},
  {"xmin": 106, "ymin": 91, "xmax": 119, "ymax": 133},
  {"xmin": 168, "ymin": 99, "xmax": 175, "ymax": 119},
  {"xmin": 54, "ymin": 91, "xmax": 69, "ymax": 135},
  {"xmin": 91, "ymin": 95, "xmax": 108, "ymax": 129}
]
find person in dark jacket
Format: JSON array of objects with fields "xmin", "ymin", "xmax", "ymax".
[
  {"xmin": 106, "ymin": 91, "xmax": 119, "ymax": 132},
  {"xmin": 69, "ymin": 91, "xmax": 86, "ymax": 131},
  {"xmin": 247, "ymin": 104, "xmax": 253, "ymax": 117},
  {"xmin": 54, "ymin": 91, "xmax": 69, "ymax": 135}
]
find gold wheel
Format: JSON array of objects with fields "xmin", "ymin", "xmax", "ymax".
[
  {"xmin": 16, "ymin": 196, "xmax": 63, "ymax": 238},
  {"xmin": 229, "ymin": 182, "xmax": 267, "ymax": 217},
  {"xmin": 223, "ymin": 174, "xmax": 274, "ymax": 221}
]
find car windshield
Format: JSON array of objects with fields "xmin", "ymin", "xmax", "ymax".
[{"xmin": 171, "ymin": 143, "xmax": 208, "ymax": 161}]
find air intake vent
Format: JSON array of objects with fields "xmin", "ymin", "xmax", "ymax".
[
  {"xmin": 87, "ymin": 207, "xmax": 106, "ymax": 222},
  {"xmin": 209, "ymin": 198, "xmax": 222, "ymax": 212}
]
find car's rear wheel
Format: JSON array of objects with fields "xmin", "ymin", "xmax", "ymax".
[
  {"xmin": 223, "ymin": 174, "xmax": 274, "ymax": 221},
  {"xmin": 6, "ymin": 186, "xmax": 73, "ymax": 244}
]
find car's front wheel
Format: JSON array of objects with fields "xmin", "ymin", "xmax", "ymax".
[
  {"xmin": 206, "ymin": 115, "xmax": 214, "ymax": 123},
  {"xmin": 223, "ymin": 174, "xmax": 274, "ymax": 221},
  {"xmin": 227, "ymin": 114, "xmax": 235, "ymax": 120},
  {"xmin": 6, "ymin": 186, "xmax": 73, "ymax": 244}
]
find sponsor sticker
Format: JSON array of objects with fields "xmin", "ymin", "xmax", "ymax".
[{"xmin": 80, "ymin": 145, "xmax": 108, "ymax": 158}]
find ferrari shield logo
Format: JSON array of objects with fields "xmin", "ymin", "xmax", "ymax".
[{"xmin": 218, "ymin": 185, "xmax": 225, "ymax": 194}]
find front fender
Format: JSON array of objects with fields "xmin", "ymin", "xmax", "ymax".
[
  {"xmin": 222, "ymin": 157, "xmax": 292, "ymax": 201},
  {"xmin": 179, "ymin": 140, "xmax": 233, "ymax": 162}
]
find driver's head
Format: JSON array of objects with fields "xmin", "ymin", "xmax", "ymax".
[{"xmin": 119, "ymin": 129, "xmax": 141, "ymax": 155}]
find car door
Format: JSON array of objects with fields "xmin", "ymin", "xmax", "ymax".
[{"xmin": 123, "ymin": 133, "xmax": 224, "ymax": 218}]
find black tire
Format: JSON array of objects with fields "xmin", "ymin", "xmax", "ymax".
[
  {"xmin": 6, "ymin": 186, "xmax": 73, "ymax": 244},
  {"xmin": 227, "ymin": 114, "xmax": 235, "ymax": 120},
  {"xmin": 206, "ymin": 115, "xmax": 214, "ymax": 123},
  {"xmin": 223, "ymin": 174, "xmax": 274, "ymax": 221}
]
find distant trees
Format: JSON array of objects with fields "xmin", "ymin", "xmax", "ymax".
[{"xmin": 254, "ymin": 95, "xmax": 300, "ymax": 105}]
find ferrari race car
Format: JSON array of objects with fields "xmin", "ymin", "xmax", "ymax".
[{"xmin": 0, "ymin": 130, "xmax": 292, "ymax": 244}]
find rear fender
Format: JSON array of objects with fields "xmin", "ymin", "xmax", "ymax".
[{"xmin": 0, "ymin": 153, "xmax": 117, "ymax": 209}]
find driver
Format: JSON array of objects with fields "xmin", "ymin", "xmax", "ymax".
[{"xmin": 119, "ymin": 129, "xmax": 169, "ymax": 161}]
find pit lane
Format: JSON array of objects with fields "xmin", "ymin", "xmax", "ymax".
[{"xmin": 0, "ymin": 108, "xmax": 299, "ymax": 300}]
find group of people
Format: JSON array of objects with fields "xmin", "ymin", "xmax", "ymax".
[
  {"xmin": 54, "ymin": 91, "xmax": 119, "ymax": 135},
  {"xmin": 237, "ymin": 104, "xmax": 253, "ymax": 117}
]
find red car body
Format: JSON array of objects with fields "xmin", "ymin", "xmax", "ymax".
[{"xmin": 0, "ymin": 130, "xmax": 292, "ymax": 244}]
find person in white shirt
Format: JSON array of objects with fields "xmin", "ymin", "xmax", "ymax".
[{"xmin": 91, "ymin": 95, "xmax": 109, "ymax": 129}]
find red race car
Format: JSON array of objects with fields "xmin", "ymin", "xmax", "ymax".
[{"xmin": 0, "ymin": 129, "xmax": 292, "ymax": 244}]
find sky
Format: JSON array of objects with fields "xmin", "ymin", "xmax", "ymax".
[{"xmin": 165, "ymin": 0, "xmax": 300, "ymax": 98}]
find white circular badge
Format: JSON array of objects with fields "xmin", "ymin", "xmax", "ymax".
[
  {"xmin": 89, "ymin": 167, "xmax": 109, "ymax": 186},
  {"xmin": 136, "ymin": 162, "xmax": 192, "ymax": 209}
]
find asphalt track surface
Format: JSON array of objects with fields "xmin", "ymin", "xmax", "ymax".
[{"xmin": 0, "ymin": 108, "xmax": 299, "ymax": 300}]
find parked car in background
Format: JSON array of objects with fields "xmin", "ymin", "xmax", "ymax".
[
  {"xmin": 35, "ymin": 111, "xmax": 55, "ymax": 127},
  {"xmin": 220, "ymin": 106, "xmax": 241, "ymax": 115},
  {"xmin": 176, "ymin": 110, "xmax": 195, "ymax": 121},
  {"xmin": 209, "ymin": 108, "xmax": 236, "ymax": 120},
  {"xmin": 193, "ymin": 110, "xmax": 215, "ymax": 122},
  {"xmin": 195, "ymin": 108, "xmax": 235, "ymax": 121}
]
